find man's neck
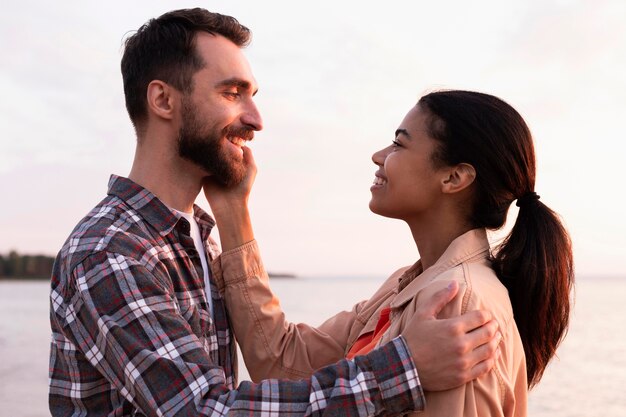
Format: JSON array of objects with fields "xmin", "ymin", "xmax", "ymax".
[{"xmin": 128, "ymin": 145, "xmax": 205, "ymax": 213}]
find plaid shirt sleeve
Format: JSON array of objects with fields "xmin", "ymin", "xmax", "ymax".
[{"xmin": 53, "ymin": 249, "xmax": 424, "ymax": 416}]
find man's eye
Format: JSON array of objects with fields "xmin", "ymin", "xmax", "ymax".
[
  {"xmin": 392, "ymin": 139, "xmax": 401, "ymax": 147},
  {"xmin": 224, "ymin": 91, "xmax": 240, "ymax": 99}
]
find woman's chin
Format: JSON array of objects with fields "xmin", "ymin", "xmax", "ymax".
[{"xmin": 368, "ymin": 200, "xmax": 384, "ymax": 216}]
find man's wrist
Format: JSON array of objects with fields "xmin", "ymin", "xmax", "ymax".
[{"xmin": 363, "ymin": 337, "xmax": 425, "ymax": 413}]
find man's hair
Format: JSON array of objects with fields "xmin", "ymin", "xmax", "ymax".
[{"xmin": 121, "ymin": 8, "xmax": 251, "ymax": 129}]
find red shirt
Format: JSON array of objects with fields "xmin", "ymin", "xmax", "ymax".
[{"xmin": 347, "ymin": 307, "xmax": 392, "ymax": 359}]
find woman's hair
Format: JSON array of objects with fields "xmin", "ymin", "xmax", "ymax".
[{"xmin": 418, "ymin": 90, "xmax": 574, "ymax": 388}]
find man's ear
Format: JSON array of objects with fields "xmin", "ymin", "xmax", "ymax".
[
  {"xmin": 441, "ymin": 163, "xmax": 476, "ymax": 194},
  {"xmin": 146, "ymin": 80, "xmax": 177, "ymax": 121}
]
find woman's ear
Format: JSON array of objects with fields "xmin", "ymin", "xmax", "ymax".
[
  {"xmin": 146, "ymin": 80, "xmax": 177, "ymax": 121},
  {"xmin": 441, "ymin": 163, "xmax": 476, "ymax": 194}
]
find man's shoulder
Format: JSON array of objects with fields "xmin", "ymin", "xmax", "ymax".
[{"xmin": 55, "ymin": 194, "xmax": 158, "ymax": 278}]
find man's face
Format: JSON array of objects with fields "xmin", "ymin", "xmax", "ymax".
[
  {"xmin": 178, "ymin": 95, "xmax": 254, "ymax": 186},
  {"xmin": 177, "ymin": 32, "xmax": 262, "ymax": 186}
]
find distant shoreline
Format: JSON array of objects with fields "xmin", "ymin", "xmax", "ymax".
[
  {"xmin": 0, "ymin": 276, "xmax": 50, "ymax": 281},
  {"xmin": 268, "ymin": 272, "xmax": 297, "ymax": 279},
  {"xmin": 1, "ymin": 271, "xmax": 298, "ymax": 281},
  {"xmin": 4, "ymin": 274, "xmax": 626, "ymax": 282}
]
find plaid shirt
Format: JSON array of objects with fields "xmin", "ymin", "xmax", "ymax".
[{"xmin": 49, "ymin": 175, "xmax": 425, "ymax": 416}]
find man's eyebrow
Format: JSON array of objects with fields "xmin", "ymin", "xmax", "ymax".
[
  {"xmin": 215, "ymin": 78, "xmax": 259, "ymax": 95},
  {"xmin": 395, "ymin": 128, "xmax": 410, "ymax": 139}
]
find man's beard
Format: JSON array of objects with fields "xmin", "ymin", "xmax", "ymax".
[{"xmin": 177, "ymin": 98, "xmax": 251, "ymax": 187}]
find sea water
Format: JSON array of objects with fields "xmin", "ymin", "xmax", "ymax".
[{"xmin": 1, "ymin": 276, "xmax": 624, "ymax": 416}]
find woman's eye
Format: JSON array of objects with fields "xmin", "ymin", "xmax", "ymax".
[{"xmin": 392, "ymin": 139, "xmax": 401, "ymax": 147}]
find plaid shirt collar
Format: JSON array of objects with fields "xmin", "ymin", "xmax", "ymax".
[{"xmin": 107, "ymin": 174, "xmax": 216, "ymax": 238}]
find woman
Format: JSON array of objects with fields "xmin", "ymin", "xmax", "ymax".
[{"xmin": 206, "ymin": 90, "xmax": 574, "ymax": 416}]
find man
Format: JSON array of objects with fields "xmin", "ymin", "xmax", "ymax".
[{"xmin": 49, "ymin": 8, "xmax": 499, "ymax": 416}]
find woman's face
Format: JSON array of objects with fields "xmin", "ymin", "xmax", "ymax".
[{"xmin": 369, "ymin": 104, "xmax": 450, "ymax": 221}]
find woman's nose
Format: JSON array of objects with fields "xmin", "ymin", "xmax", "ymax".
[{"xmin": 372, "ymin": 147, "xmax": 389, "ymax": 166}]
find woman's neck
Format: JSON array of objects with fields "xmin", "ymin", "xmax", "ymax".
[{"xmin": 407, "ymin": 215, "xmax": 473, "ymax": 271}]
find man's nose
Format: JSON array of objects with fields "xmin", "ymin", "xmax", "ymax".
[{"xmin": 241, "ymin": 101, "xmax": 263, "ymax": 131}]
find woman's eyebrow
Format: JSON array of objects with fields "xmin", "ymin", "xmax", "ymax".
[{"xmin": 395, "ymin": 128, "xmax": 410, "ymax": 139}]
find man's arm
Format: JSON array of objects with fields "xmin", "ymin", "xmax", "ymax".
[
  {"xmin": 58, "ymin": 251, "xmax": 424, "ymax": 416},
  {"xmin": 212, "ymin": 239, "xmax": 499, "ymax": 389}
]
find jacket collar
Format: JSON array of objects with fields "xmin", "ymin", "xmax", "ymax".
[{"xmin": 390, "ymin": 229, "xmax": 491, "ymax": 309}]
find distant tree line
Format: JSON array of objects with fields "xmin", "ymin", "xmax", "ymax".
[
  {"xmin": 0, "ymin": 251, "xmax": 55, "ymax": 279},
  {"xmin": 0, "ymin": 251, "xmax": 296, "ymax": 281}
]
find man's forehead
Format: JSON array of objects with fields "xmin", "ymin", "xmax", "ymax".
[
  {"xmin": 193, "ymin": 33, "xmax": 258, "ymax": 89},
  {"xmin": 194, "ymin": 32, "xmax": 244, "ymax": 60}
]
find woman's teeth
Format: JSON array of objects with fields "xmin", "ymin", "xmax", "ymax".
[{"xmin": 373, "ymin": 177, "xmax": 387, "ymax": 185}]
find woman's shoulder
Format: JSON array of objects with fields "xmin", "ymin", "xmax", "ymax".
[{"xmin": 432, "ymin": 261, "xmax": 514, "ymax": 325}]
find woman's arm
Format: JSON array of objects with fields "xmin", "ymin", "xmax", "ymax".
[
  {"xmin": 211, "ymin": 240, "xmax": 361, "ymax": 381},
  {"xmin": 203, "ymin": 149, "xmax": 360, "ymax": 380}
]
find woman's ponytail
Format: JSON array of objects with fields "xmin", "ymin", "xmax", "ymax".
[{"xmin": 493, "ymin": 196, "xmax": 574, "ymax": 387}]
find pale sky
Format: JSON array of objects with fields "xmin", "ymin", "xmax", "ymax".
[{"xmin": 1, "ymin": 0, "xmax": 624, "ymax": 278}]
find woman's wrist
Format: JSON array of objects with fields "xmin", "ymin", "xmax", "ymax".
[{"xmin": 212, "ymin": 203, "xmax": 254, "ymax": 251}]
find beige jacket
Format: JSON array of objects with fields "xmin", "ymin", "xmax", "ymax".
[{"xmin": 211, "ymin": 229, "xmax": 528, "ymax": 416}]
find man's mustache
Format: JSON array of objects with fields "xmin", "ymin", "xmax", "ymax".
[{"xmin": 223, "ymin": 125, "xmax": 255, "ymax": 141}]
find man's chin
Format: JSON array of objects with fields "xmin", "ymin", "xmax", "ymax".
[
  {"xmin": 184, "ymin": 154, "xmax": 244, "ymax": 187},
  {"xmin": 212, "ymin": 165, "xmax": 245, "ymax": 188}
]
